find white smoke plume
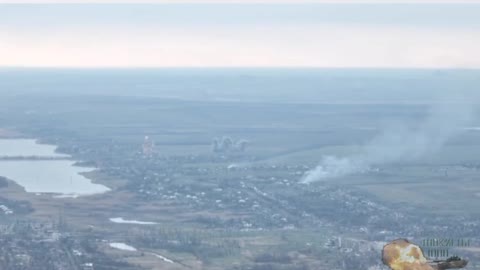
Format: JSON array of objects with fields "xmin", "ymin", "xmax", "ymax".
[
  {"xmin": 302, "ymin": 100, "xmax": 475, "ymax": 183},
  {"xmin": 213, "ymin": 136, "xmax": 249, "ymax": 153}
]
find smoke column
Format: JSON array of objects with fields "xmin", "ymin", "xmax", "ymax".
[{"xmin": 302, "ymin": 100, "xmax": 475, "ymax": 183}]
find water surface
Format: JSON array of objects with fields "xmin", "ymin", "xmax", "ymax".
[
  {"xmin": 0, "ymin": 139, "xmax": 68, "ymax": 157},
  {"xmin": 0, "ymin": 139, "xmax": 109, "ymax": 196}
]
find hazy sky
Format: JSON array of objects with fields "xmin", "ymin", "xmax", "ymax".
[{"xmin": 1, "ymin": 1, "xmax": 480, "ymax": 68}]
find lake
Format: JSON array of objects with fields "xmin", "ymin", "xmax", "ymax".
[
  {"xmin": 0, "ymin": 139, "xmax": 69, "ymax": 157},
  {"xmin": 0, "ymin": 139, "xmax": 110, "ymax": 196}
]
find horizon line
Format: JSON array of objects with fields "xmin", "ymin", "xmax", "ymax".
[
  {"xmin": 2, "ymin": 0, "xmax": 480, "ymax": 4},
  {"xmin": 1, "ymin": 66, "xmax": 480, "ymax": 70}
]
